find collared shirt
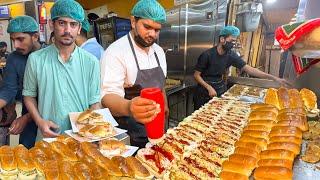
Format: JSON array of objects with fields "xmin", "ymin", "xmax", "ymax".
[
  {"xmin": 0, "ymin": 51, "xmax": 29, "ymax": 115},
  {"xmin": 23, "ymin": 45, "xmax": 100, "ymax": 139},
  {"xmin": 80, "ymin": 37, "xmax": 104, "ymax": 60},
  {"xmin": 101, "ymin": 33, "xmax": 167, "ymax": 98}
]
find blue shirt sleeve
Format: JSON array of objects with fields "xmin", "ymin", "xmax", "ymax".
[
  {"xmin": 82, "ymin": 43, "xmax": 101, "ymax": 61},
  {"xmin": 0, "ymin": 55, "xmax": 19, "ymax": 104}
]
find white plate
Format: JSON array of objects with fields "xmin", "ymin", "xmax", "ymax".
[
  {"xmin": 69, "ymin": 108, "xmax": 118, "ymax": 133},
  {"xmin": 100, "ymin": 145, "xmax": 139, "ymax": 158},
  {"xmin": 64, "ymin": 127, "xmax": 127, "ymax": 142}
]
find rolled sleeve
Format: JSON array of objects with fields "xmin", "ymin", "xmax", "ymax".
[
  {"xmin": 89, "ymin": 59, "xmax": 101, "ymax": 105},
  {"xmin": 100, "ymin": 49, "xmax": 126, "ymax": 98},
  {"xmin": 22, "ymin": 54, "xmax": 37, "ymax": 97},
  {"xmin": 195, "ymin": 51, "xmax": 209, "ymax": 72},
  {"xmin": 0, "ymin": 56, "xmax": 18, "ymax": 104}
]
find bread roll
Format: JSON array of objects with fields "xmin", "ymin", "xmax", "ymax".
[
  {"xmin": 95, "ymin": 154, "xmax": 123, "ymax": 177},
  {"xmin": 34, "ymin": 141, "xmax": 50, "ymax": 148},
  {"xmin": 277, "ymin": 112, "xmax": 307, "ymax": 122},
  {"xmin": 254, "ymin": 166, "xmax": 292, "ymax": 180},
  {"xmin": 265, "ymin": 88, "xmax": 280, "ymax": 109},
  {"xmin": 279, "ymin": 108, "xmax": 306, "ymax": 116},
  {"xmin": 41, "ymin": 147, "xmax": 63, "ymax": 161},
  {"xmin": 13, "ymin": 145, "xmax": 29, "ymax": 158},
  {"xmin": 219, "ymin": 171, "xmax": 249, "ymax": 180},
  {"xmin": 29, "ymin": 147, "xmax": 47, "ymax": 159},
  {"xmin": 241, "ymin": 130, "xmax": 269, "ymax": 140},
  {"xmin": 243, "ymin": 125, "xmax": 271, "ymax": 132},
  {"xmin": 16, "ymin": 156, "xmax": 37, "ymax": 179},
  {"xmin": 58, "ymin": 160, "xmax": 76, "ymax": 180},
  {"xmin": 269, "ymin": 126, "xmax": 303, "ymax": 138},
  {"xmin": 260, "ymin": 149, "xmax": 295, "ymax": 161},
  {"xmin": 44, "ymin": 168, "xmax": 60, "ymax": 180},
  {"xmin": 234, "ymin": 142, "xmax": 262, "ymax": 153},
  {"xmin": 33, "ymin": 156, "xmax": 46, "ymax": 177},
  {"xmin": 50, "ymin": 141, "xmax": 78, "ymax": 161},
  {"xmin": 77, "ymin": 109, "xmax": 93, "ymax": 124},
  {"xmin": 248, "ymin": 111, "xmax": 277, "ymax": 121},
  {"xmin": 0, "ymin": 145, "xmax": 14, "ymax": 155},
  {"xmin": 222, "ymin": 160, "xmax": 252, "ymax": 176},
  {"xmin": 126, "ymin": 156, "xmax": 153, "ymax": 179},
  {"xmin": 288, "ymin": 89, "xmax": 305, "ymax": 108},
  {"xmin": 277, "ymin": 87, "xmax": 290, "ymax": 109},
  {"xmin": 234, "ymin": 147, "xmax": 259, "ymax": 159},
  {"xmin": 268, "ymin": 142, "xmax": 301, "ymax": 155},
  {"xmin": 258, "ymin": 159, "xmax": 293, "ymax": 169},
  {"xmin": 0, "ymin": 154, "xmax": 18, "ymax": 174},
  {"xmin": 248, "ymin": 120, "xmax": 275, "ymax": 128},
  {"xmin": 277, "ymin": 120, "xmax": 308, "ymax": 132},
  {"xmin": 112, "ymin": 156, "xmax": 135, "ymax": 178},
  {"xmin": 300, "ymin": 88, "xmax": 317, "ymax": 110},
  {"xmin": 269, "ymin": 136, "xmax": 302, "ymax": 146},
  {"xmin": 73, "ymin": 162, "xmax": 93, "ymax": 179},
  {"xmin": 238, "ymin": 136, "xmax": 267, "ymax": 150},
  {"xmin": 99, "ymin": 139, "xmax": 126, "ymax": 156},
  {"xmin": 88, "ymin": 162, "xmax": 109, "ymax": 179},
  {"xmin": 228, "ymin": 154, "xmax": 257, "ymax": 170},
  {"xmin": 250, "ymin": 103, "xmax": 276, "ymax": 110}
]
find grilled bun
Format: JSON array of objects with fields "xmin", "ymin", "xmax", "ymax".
[
  {"xmin": 44, "ymin": 168, "xmax": 60, "ymax": 180},
  {"xmin": 277, "ymin": 87, "xmax": 290, "ymax": 109},
  {"xmin": 260, "ymin": 149, "xmax": 295, "ymax": 161},
  {"xmin": 126, "ymin": 156, "xmax": 153, "ymax": 179},
  {"xmin": 88, "ymin": 162, "xmax": 109, "ymax": 179},
  {"xmin": 276, "ymin": 120, "xmax": 308, "ymax": 132},
  {"xmin": 219, "ymin": 171, "xmax": 249, "ymax": 180},
  {"xmin": 257, "ymin": 159, "xmax": 293, "ymax": 169},
  {"xmin": 99, "ymin": 139, "xmax": 126, "ymax": 156},
  {"xmin": 300, "ymin": 88, "xmax": 317, "ymax": 110},
  {"xmin": 279, "ymin": 108, "xmax": 306, "ymax": 115},
  {"xmin": 58, "ymin": 161, "xmax": 77, "ymax": 180},
  {"xmin": 41, "ymin": 147, "xmax": 63, "ymax": 161},
  {"xmin": 73, "ymin": 162, "xmax": 94, "ymax": 180},
  {"xmin": 50, "ymin": 141, "xmax": 78, "ymax": 161},
  {"xmin": 269, "ymin": 126, "xmax": 303, "ymax": 139},
  {"xmin": 112, "ymin": 156, "xmax": 135, "ymax": 178},
  {"xmin": 29, "ymin": 147, "xmax": 46, "ymax": 159},
  {"xmin": 241, "ymin": 130, "xmax": 269, "ymax": 139},
  {"xmin": 265, "ymin": 88, "xmax": 280, "ymax": 109},
  {"xmin": 250, "ymin": 103, "xmax": 276, "ymax": 110},
  {"xmin": 16, "ymin": 157, "xmax": 37, "ymax": 180},
  {"xmin": 238, "ymin": 136, "xmax": 267, "ymax": 150},
  {"xmin": 34, "ymin": 141, "xmax": 50, "ymax": 148},
  {"xmin": 0, "ymin": 154, "xmax": 18, "ymax": 176},
  {"xmin": 248, "ymin": 120, "xmax": 275, "ymax": 128},
  {"xmin": 234, "ymin": 141, "xmax": 262, "ymax": 153},
  {"xmin": 228, "ymin": 154, "xmax": 257, "ymax": 170},
  {"xmin": 243, "ymin": 125, "xmax": 271, "ymax": 132},
  {"xmin": 0, "ymin": 145, "xmax": 14, "ymax": 155},
  {"xmin": 267, "ymin": 142, "xmax": 301, "ymax": 155},
  {"xmin": 248, "ymin": 111, "xmax": 277, "ymax": 121},
  {"xmin": 288, "ymin": 89, "xmax": 305, "ymax": 108},
  {"xmin": 254, "ymin": 166, "xmax": 292, "ymax": 180},
  {"xmin": 13, "ymin": 145, "xmax": 29, "ymax": 158},
  {"xmin": 95, "ymin": 155, "xmax": 123, "ymax": 177},
  {"xmin": 222, "ymin": 160, "xmax": 252, "ymax": 176},
  {"xmin": 77, "ymin": 109, "xmax": 93, "ymax": 124},
  {"xmin": 277, "ymin": 112, "xmax": 307, "ymax": 122},
  {"xmin": 269, "ymin": 136, "xmax": 302, "ymax": 145},
  {"xmin": 234, "ymin": 147, "xmax": 259, "ymax": 159}
]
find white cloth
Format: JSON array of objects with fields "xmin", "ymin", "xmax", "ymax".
[{"xmin": 100, "ymin": 33, "xmax": 167, "ymax": 98}]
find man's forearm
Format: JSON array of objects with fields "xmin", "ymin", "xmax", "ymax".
[
  {"xmin": 23, "ymin": 96, "xmax": 43, "ymax": 124},
  {"xmin": 194, "ymin": 71, "xmax": 212, "ymax": 90},
  {"xmin": 243, "ymin": 65, "xmax": 277, "ymax": 80},
  {"xmin": 20, "ymin": 113, "xmax": 32, "ymax": 122},
  {"xmin": 101, "ymin": 94, "xmax": 131, "ymax": 117}
]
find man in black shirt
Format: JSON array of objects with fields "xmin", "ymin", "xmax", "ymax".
[{"xmin": 194, "ymin": 26, "xmax": 290, "ymax": 110}]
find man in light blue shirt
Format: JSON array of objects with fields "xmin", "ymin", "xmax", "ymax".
[
  {"xmin": 23, "ymin": 0, "xmax": 100, "ymax": 140},
  {"xmin": 75, "ymin": 18, "xmax": 104, "ymax": 60}
]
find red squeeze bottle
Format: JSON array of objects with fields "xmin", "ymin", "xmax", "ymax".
[{"xmin": 140, "ymin": 88, "xmax": 165, "ymax": 141}]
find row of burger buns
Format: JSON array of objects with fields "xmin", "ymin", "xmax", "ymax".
[
  {"xmin": 220, "ymin": 103, "xmax": 305, "ymax": 180},
  {"xmin": 0, "ymin": 135, "xmax": 152, "ymax": 180},
  {"xmin": 265, "ymin": 88, "xmax": 318, "ymax": 116}
]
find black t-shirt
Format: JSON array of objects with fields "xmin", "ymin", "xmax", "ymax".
[{"xmin": 195, "ymin": 47, "xmax": 246, "ymax": 82}]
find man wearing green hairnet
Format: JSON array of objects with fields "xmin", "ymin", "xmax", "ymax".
[
  {"xmin": 75, "ymin": 18, "xmax": 104, "ymax": 60},
  {"xmin": 0, "ymin": 15, "xmax": 41, "ymax": 148},
  {"xmin": 194, "ymin": 25, "xmax": 291, "ymax": 110},
  {"xmin": 101, "ymin": 0, "xmax": 168, "ymax": 148},
  {"xmin": 23, "ymin": 0, "xmax": 100, "ymax": 139}
]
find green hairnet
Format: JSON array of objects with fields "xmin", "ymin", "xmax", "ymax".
[
  {"xmin": 7, "ymin": 15, "xmax": 38, "ymax": 33},
  {"xmin": 131, "ymin": 0, "xmax": 166, "ymax": 24},
  {"xmin": 51, "ymin": 0, "xmax": 84, "ymax": 22},
  {"xmin": 81, "ymin": 19, "xmax": 90, "ymax": 33},
  {"xmin": 220, "ymin": 26, "xmax": 240, "ymax": 37}
]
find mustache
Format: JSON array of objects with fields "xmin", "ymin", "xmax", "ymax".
[
  {"xmin": 61, "ymin": 32, "xmax": 73, "ymax": 38},
  {"xmin": 16, "ymin": 48, "xmax": 24, "ymax": 52}
]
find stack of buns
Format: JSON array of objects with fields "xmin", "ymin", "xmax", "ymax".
[
  {"xmin": 0, "ymin": 135, "xmax": 152, "ymax": 180},
  {"xmin": 76, "ymin": 109, "xmax": 116, "ymax": 140},
  {"xmin": 265, "ymin": 87, "xmax": 318, "ymax": 117},
  {"xmin": 220, "ymin": 103, "xmax": 277, "ymax": 180}
]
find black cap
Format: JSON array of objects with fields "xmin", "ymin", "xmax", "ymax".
[{"xmin": 0, "ymin": 42, "xmax": 7, "ymax": 48}]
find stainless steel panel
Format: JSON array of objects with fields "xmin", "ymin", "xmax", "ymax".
[{"xmin": 159, "ymin": 0, "xmax": 228, "ymax": 82}]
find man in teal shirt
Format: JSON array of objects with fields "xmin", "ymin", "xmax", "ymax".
[{"xmin": 23, "ymin": 0, "xmax": 100, "ymax": 139}]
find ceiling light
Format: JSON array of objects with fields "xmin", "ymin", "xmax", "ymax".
[{"xmin": 267, "ymin": 0, "xmax": 277, "ymax": 3}]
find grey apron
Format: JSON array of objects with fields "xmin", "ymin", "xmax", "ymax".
[{"xmin": 118, "ymin": 34, "xmax": 165, "ymax": 148}]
